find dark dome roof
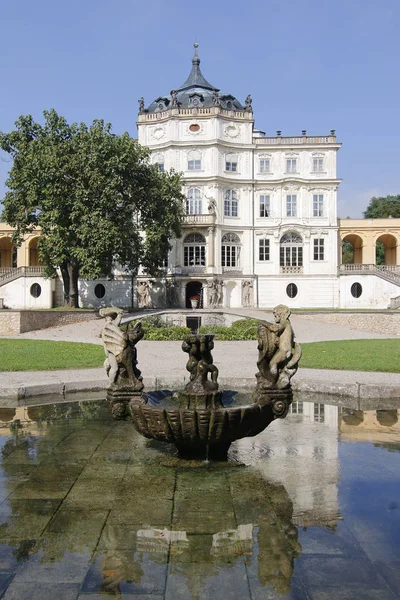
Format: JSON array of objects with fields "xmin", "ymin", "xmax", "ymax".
[{"xmin": 145, "ymin": 44, "xmax": 244, "ymax": 113}]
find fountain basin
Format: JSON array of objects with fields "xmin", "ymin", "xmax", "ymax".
[{"xmin": 129, "ymin": 388, "xmax": 292, "ymax": 459}]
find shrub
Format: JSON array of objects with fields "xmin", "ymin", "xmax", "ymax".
[
  {"xmin": 199, "ymin": 318, "xmax": 260, "ymax": 340},
  {"xmin": 130, "ymin": 317, "xmax": 191, "ymax": 340}
]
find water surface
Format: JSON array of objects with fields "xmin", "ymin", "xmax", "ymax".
[{"xmin": 0, "ymin": 397, "xmax": 398, "ymax": 599}]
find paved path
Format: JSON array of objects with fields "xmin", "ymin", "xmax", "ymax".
[{"xmin": 1, "ymin": 309, "xmax": 399, "ymax": 403}]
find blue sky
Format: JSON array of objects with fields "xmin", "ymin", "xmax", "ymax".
[{"xmin": 1, "ymin": 0, "xmax": 399, "ymax": 217}]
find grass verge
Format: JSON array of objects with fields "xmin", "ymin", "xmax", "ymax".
[
  {"xmin": 1, "ymin": 337, "xmax": 399, "ymax": 374},
  {"xmin": 301, "ymin": 339, "xmax": 400, "ymax": 372},
  {"xmin": 0, "ymin": 339, "xmax": 104, "ymax": 372}
]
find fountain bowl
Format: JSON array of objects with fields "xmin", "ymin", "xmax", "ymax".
[{"xmin": 129, "ymin": 388, "xmax": 292, "ymax": 459}]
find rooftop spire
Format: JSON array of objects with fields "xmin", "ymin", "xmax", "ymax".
[{"xmin": 177, "ymin": 43, "xmax": 218, "ymax": 92}]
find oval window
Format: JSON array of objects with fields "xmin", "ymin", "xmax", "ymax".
[
  {"xmin": 286, "ymin": 283, "xmax": 298, "ymax": 299},
  {"xmin": 189, "ymin": 124, "xmax": 200, "ymax": 132},
  {"xmin": 94, "ymin": 284, "xmax": 106, "ymax": 299},
  {"xmin": 226, "ymin": 101, "xmax": 232, "ymax": 109},
  {"xmin": 351, "ymin": 282, "xmax": 362, "ymax": 298},
  {"xmin": 30, "ymin": 283, "xmax": 41, "ymax": 298}
]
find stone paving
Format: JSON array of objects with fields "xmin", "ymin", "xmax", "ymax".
[{"xmin": 0, "ymin": 400, "xmax": 398, "ymax": 599}]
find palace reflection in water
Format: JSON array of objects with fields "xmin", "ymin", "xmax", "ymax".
[{"xmin": 0, "ymin": 398, "xmax": 398, "ymax": 599}]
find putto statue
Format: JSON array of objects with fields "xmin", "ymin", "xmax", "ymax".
[
  {"xmin": 100, "ymin": 307, "xmax": 144, "ymax": 419},
  {"xmin": 255, "ymin": 305, "xmax": 301, "ymax": 405},
  {"xmin": 244, "ymin": 94, "xmax": 253, "ymax": 111},
  {"xmin": 181, "ymin": 334, "xmax": 220, "ymax": 402}
]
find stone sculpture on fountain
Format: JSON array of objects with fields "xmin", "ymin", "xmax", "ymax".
[
  {"xmin": 100, "ymin": 304, "xmax": 301, "ymax": 459},
  {"xmin": 100, "ymin": 307, "xmax": 144, "ymax": 420}
]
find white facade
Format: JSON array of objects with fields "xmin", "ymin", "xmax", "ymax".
[{"xmin": 137, "ymin": 46, "xmax": 342, "ymax": 309}]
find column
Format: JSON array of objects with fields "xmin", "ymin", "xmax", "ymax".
[{"xmin": 208, "ymin": 227, "xmax": 215, "ymax": 268}]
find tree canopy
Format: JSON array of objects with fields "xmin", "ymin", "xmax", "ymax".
[
  {"xmin": 363, "ymin": 195, "xmax": 400, "ymax": 218},
  {"xmin": 0, "ymin": 110, "xmax": 185, "ymax": 306}
]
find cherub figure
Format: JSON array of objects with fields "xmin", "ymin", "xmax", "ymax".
[{"xmin": 256, "ymin": 304, "xmax": 301, "ymax": 388}]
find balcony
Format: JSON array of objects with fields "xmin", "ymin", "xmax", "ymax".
[{"xmin": 183, "ymin": 214, "xmax": 216, "ymax": 227}]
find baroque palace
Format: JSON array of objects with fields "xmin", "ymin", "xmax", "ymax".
[{"xmin": 1, "ymin": 45, "xmax": 400, "ymax": 310}]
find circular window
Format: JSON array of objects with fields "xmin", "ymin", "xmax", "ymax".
[
  {"xmin": 189, "ymin": 124, "xmax": 200, "ymax": 132},
  {"xmin": 30, "ymin": 283, "xmax": 42, "ymax": 298},
  {"xmin": 286, "ymin": 283, "xmax": 298, "ymax": 299},
  {"xmin": 94, "ymin": 284, "xmax": 106, "ymax": 299},
  {"xmin": 351, "ymin": 282, "xmax": 362, "ymax": 298}
]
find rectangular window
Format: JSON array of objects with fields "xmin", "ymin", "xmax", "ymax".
[
  {"xmin": 286, "ymin": 195, "xmax": 297, "ymax": 217},
  {"xmin": 184, "ymin": 245, "xmax": 206, "ymax": 267},
  {"xmin": 225, "ymin": 161, "xmax": 237, "ymax": 172},
  {"xmin": 259, "ymin": 195, "xmax": 270, "ymax": 217},
  {"xmin": 313, "ymin": 238, "xmax": 324, "ymax": 260},
  {"xmin": 286, "ymin": 158, "xmax": 297, "ymax": 173},
  {"xmin": 222, "ymin": 246, "xmax": 239, "ymax": 267},
  {"xmin": 224, "ymin": 191, "xmax": 238, "ymax": 217},
  {"xmin": 259, "ymin": 239, "xmax": 270, "ymax": 261},
  {"xmin": 280, "ymin": 246, "xmax": 303, "ymax": 267},
  {"xmin": 313, "ymin": 194, "xmax": 324, "ymax": 217},
  {"xmin": 156, "ymin": 162, "xmax": 164, "ymax": 172},
  {"xmin": 312, "ymin": 158, "xmax": 324, "ymax": 172},
  {"xmin": 188, "ymin": 159, "xmax": 201, "ymax": 170},
  {"xmin": 259, "ymin": 159, "xmax": 270, "ymax": 173}
]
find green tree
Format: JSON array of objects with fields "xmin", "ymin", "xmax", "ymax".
[
  {"xmin": 341, "ymin": 240, "xmax": 354, "ymax": 264},
  {"xmin": 0, "ymin": 110, "xmax": 184, "ymax": 306},
  {"xmin": 363, "ymin": 195, "xmax": 400, "ymax": 218}
]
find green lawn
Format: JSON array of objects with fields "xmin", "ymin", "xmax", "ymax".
[
  {"xmin": 300, "ymin": 339, "xmax": 400, "ymax": 373},
  {"xmin": 1, "ymin": 337, "xmax": 400, "ymax": 373},
  {"xmin": 0, "ymin": 339, "xmax": 104, "ymax": 372}
]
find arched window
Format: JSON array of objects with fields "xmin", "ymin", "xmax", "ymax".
[
  {"xmin": 183, "ymin": 233, "xmax": 206, "ymax": 267},
  {"xmin": 221, "ymin": 233, "xmax": 241, "ymax": 267},
  {"xmin": 224, "ymin": 190, "xmax": 238, "ymax": 217},
  {"xmin": 225, "ymin": 153, "xmax": 238, "ymax": 172},
  {"xmin": 187, "ymin": 150, "xmax": 201, "ymax": 171},
  {"xmin": 186, "ymin": 188, "xmax": 202, "ymax": 215},
  {"xmin": 280, "ymin": 232, "xmax": 303, "ymax": 267}
]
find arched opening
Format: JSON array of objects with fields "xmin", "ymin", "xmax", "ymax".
[
  {"xmin": 185, "ymin": 281, "xmax": 203, "ymax": 308},
  {"xmin": 225, "ymin": 281, "xmax": 236, "ymax": 308},
  {"xmin": 29, "ymin": 237, "xmax": 42, "ymax": 266},
  {"xmin": 0, "ymin": 237, "xmax": 15, "ymax": 268},
  {"xmin": 280, "ymin": 232, "xmax": 303, "ymax": 271},
  {"xmin": 375, "ymin": 234, "xmax": 397, "ymax": 265},
  {"xmin": 341, "ymin": 234, "xmax": 363, "ymax": 264}
]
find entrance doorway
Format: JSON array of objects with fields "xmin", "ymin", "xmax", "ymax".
[{"xmin": 185, "ymin": 281, "xmax": 203, "ymax": 308}]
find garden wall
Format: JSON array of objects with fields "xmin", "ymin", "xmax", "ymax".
[
  {"xmin": 297, "ymin": 312, "xmax": 400, "ymax": 336},
  {"xmin": 0, "ymin": 310, "xmax": 98, "ymax": 335}
]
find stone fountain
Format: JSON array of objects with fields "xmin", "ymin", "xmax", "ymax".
[{"xmin": 101, "ymin": 305, "xmax": 301, "ymax": 459}]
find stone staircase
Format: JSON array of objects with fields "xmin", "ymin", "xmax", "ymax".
[
  {"xmin": 0, "ymin": 266, "xmax": 45, "ymax": 286},
  {"xmin": 339, "ymin": 264, "xmax": 400, "ymax": 286}
]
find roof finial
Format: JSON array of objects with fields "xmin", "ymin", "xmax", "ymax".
[{"xmin": 193, "ymin": 42, "xmax": 200, "ymax": 64}]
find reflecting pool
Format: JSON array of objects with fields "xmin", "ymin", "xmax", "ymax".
[{"xmin": 0, "ymin": 397, "xmax": 398, "ymax": 599}]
